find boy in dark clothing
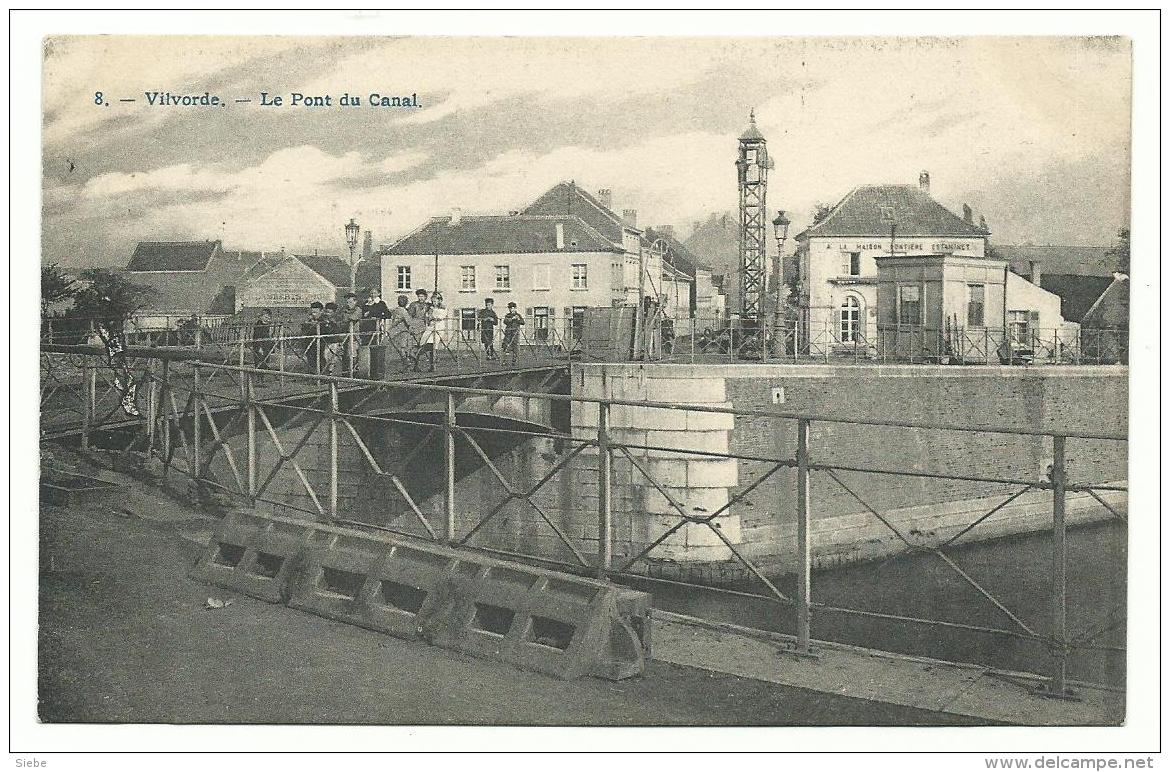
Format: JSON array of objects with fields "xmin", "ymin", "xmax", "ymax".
[
  {"xmin": 252, "ymin": 308, "xmax": 276, "ymax": 383},
  {"xmin": 501, "ymin": 302, "xmax": 524, "ymax": 366},
  {"xmin": 477, "ymin": 298, "xmax": 499, "ymax": 360},
  {"xmin": 301, "ymin": 302, "xmax": 326, "ymax": 374}
]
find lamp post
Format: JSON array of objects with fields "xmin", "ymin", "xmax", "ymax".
[
  {"xmin": 771, "ymin": 210, "xmax": 791, "ymax": 351},
  {"xmin": 344, "ymin": 217, "xmax": 361, "ymax": 293}
]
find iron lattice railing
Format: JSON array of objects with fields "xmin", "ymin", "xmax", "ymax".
[
  {"xmin": 39, "ymin": 346, "xmax": 1127, "ymax": 698},
  {"xmin": 41, "ymin": 312, "xmax": 1130, "ymax": 368}
]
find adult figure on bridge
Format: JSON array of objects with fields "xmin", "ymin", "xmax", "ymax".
[{"xmin": 478, "ymin": 297, "xmax": 499, "ymax": 361}]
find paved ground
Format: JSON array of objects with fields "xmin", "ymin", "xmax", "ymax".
[{"xmin": 36, "ymin": 450, "xmax": 982, "ymax": 726}]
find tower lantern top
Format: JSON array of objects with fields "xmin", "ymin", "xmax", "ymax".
[{"xmin": 738, "ymin": 109, "xmax": 766, "ymax": 142}]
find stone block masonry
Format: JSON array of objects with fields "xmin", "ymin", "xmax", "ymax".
[{"xmin": 569, "ymin": 363, "xmax": 1127, "ymax": 577}]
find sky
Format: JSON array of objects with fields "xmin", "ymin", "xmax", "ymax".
[{"xmin": 41, "ymin": 36, "xmax": 1132, "ymax": 268}]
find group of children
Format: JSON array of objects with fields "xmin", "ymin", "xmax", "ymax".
[{"xmin": 285, "ymin": 289, "xmax": 529, "ymax": 376}]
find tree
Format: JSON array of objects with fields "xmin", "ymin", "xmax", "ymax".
[
  {"xmin": 812, "ymin": 203, "xmax": 832, "ymax": 226},
  {"xmin": 41, "ymin": 263, "xmax": 78, "ymax": 314},
  {"xmin": 69, "ymin": 268, "xmax": 157, "ymax": 323},
  {"xmin": 1106, "ymin": 228, "xmax": 1129, "ymax": 274}
]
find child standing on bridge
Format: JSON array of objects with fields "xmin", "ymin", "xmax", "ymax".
[
  {"xmin": 502, "ymin": 302, "xmax": 524, "ymax": 367},
  {"xmin": 478, "ymin": 297, "xmax": 499, "ymax": 361}
]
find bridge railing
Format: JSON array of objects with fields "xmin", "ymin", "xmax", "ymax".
[{"xmin": 39, "ymin": 346, "xmax": 1127, "ymax": 697}]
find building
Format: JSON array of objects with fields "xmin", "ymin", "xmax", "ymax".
[
  {"xmin": 643, "ymin": 225, "xmax": 725, "ymax": 323},
  {"xmin": 874, "ymin": 252, "xmax": 1074, "ymax": 362},
  {"xmin": 382, "ymin": 212, "xmax": 628, "ymax": 345},
  {"xmin": 996, "ymin": 244, "xmax": 1120, "ymax": 326},
  {"xmin": 523, "ymin": 181, "xmax": 664, "ymax": 307},
  {"xmin": 124, "ymin": 240, "xmax": 261, "ymax": 315},
  {"xmin": 792, "ymin": 173, "xmax": 991, "ymax": 346},
  {"xmin": 382, "ymin": 182, "xmax": 689, "ymax": 345},
  {"xmin": 235, "ymin": 252, "xmax": 381, "ymax": 318},
  {"xmin": 684, "ymin": 212, "xmax": 741, "ymax": 312},
  {"xmin": 1080, "ymin": 273, "xmax": 1129, "ymax": 364}
]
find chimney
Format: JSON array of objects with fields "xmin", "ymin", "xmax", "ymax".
[
  {"xmin": 450, "ymin": 207, "xmax": 462, "ymax": 227},
  {"xmin": 362, "ymin": 230, "xmax": 373, "ymax": 259},
  {"xmin": 919, "ymin": 170, "xmax": 930, "ymax": 193},
  {"xmin": 622, "ymin": 209, "xmax": 637, "ymax": 228},
  {"xmin": 962, "ymin": 203, "xmax": 973, "ymax": 225},
  {"xmin": 597, "ymin": 188, "xmax": 613, "ymax": 210},
  {"xmin": 1028, "ymin": 260, "xmax": 1041, "ymax": 285},
  {"xmin": 979, "ymin": 215, "xmax": 988, "ymax": 233},
  {"xmin": 555, "ymin": 222, "xmax": 565, "ymax": 250}
]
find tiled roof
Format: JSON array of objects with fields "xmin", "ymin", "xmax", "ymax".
[
  {"xmin": 797, "ymin": 185, "xmax": 989, "ymax": 239},
  {"xmin": 1032, "ymin": 273, "xmax": 1115, "ymax": 323},
  {"xmin": 1082, "ymin": 275, "xmax": 1129, "ymax": 328},
  {"xmin": 295, "ymin": 254, "xmax": 381, "ymax": 290},
  {"xmin": 126, "ymin": 240, "xmax": 221, "ymax": 272},
  {"xmin": 384, "ymin": 214, "xmax": 622, "ymax": 256},
  {"xmin": 644, "ymin": 226, "xmax": 713, "ymax": 275},
  {"xmin": 995, "ymin": 244, "xmax": 1117, "ymax": 278},
  {"xmin": 522, "ymin": 181, "xmax": 629, "ymax": 243}
]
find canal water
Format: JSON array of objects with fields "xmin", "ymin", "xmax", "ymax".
[{"xmin": 629, "ymin": 522, "xmax": 1126, "ymax": 687}]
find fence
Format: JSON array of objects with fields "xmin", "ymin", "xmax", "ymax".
[
  {"xmin": 39, "ymin": 345, "xmax": 1127, "ymax": 697},
  {"xmin": 42, "ymin": 312, "xmax": 1129, "ymax": 369},
  {"xmin": 41, "ymin": 314, "xmax": 577, "ymax": 381}
]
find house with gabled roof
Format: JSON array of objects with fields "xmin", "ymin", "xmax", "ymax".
[
  {"xmin": 382, "ymin": 181, "xmax": 680, "ymax": 345},
  {"xmin": 643, "ymin": 225, "xmax": 723, "ymax": 322},
  {"xmin": 793, "ymin": 174, "xmax": 993, "ymax": 347},
  {"xmin": 124, "ymin": 240, "xmax": 262, "ymax": 315},
  {"xmin": 234, "ymin": 252, "xmax": 380, "ymax": 316}
]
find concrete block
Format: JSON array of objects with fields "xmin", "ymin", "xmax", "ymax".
[
  {"xmin": 644, "ymin": 430, "xmax": 730, "ymax": 455},
  {"xmin": 682, "ymin": 516, "xmax": 743, "ymax": 547},
  {"xmin": 640, "ymin": 485, "xmax": 730, "ymax": 518},
  {"xmin": 685, "ymin": 457, "xmax": 739, "ymax": 488},
  {"xmin": 686, "ymin": 408, "xmax": 737, "ymax": 431},
  {"xmin": 640, "ymin": 377, "xmax": 726, "ymax": 404},
  {"xmin": 640, "ymin": 458, "xmax": 689, "ymax": 487}
]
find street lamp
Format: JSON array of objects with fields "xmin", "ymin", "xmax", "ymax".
[
  {"xmin": 771, "ymin": 210, "xmax": 790, "ymax": 302},
  {"xmin": 344, "ymin": 217, "xmax": 361, "ymax": 292}
]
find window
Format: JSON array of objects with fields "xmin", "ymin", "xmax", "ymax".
[
  {"xmin": 396, "ymin": 266, "xmax": 411, "ymax": 291},
  {"xmin": 1008, "ymin": 310, "xmax": 1030, "ymax": 345},
  {"xmin": 532, "ymin": 263, "xmax": 550, "ymax": 291},
  {"xmin": 460, "ymin": 266, "xmax": 476, "ymax": 292},
  {"xmin": 460, "ymin": 308, "xmax": 476, "ymax": 340},
  {"xmin": 897, "ymin": 285, "xmax": 920, "ymax": 326},
  {"xmin": 840, "ymin": 252, "xmax": 861, "ymax": 276},
  {"xmin": 571, "ymin": 264, "xmax": 588, "ymax": 290},
  {"xmin": 532, "ymin": 306, "xmax": 549, "ymax": 342},
  {"xmin": 495, "ymin": 265, "xmax": 510, "ymax": 290},
  {"xmin": 966, "ymin": 284, "xmax": 985, "ymax": 327},
  {"xmin": 840, "ymin": 296, "xmax": 861, "ymax": 342},
  {"xmin": 571, "ymin": 306, "xmax": 587, "ymax": 341}
]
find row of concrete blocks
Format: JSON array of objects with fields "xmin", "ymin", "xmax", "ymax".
[{"xmin": 190, "ymin": 510, "xmax": 653, "ymax": 681}]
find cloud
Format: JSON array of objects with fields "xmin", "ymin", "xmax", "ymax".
[{"xmin": 41, "ymin": 36, "xmax": 1133, "ymax": 266}]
